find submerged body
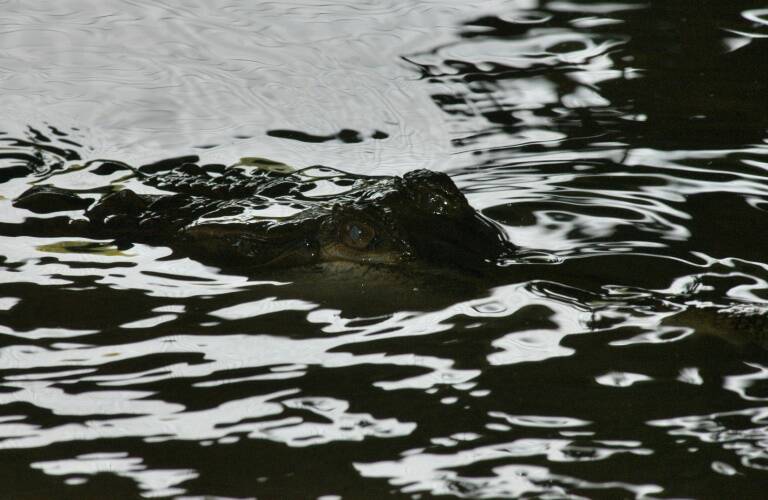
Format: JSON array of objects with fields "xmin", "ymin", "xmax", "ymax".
[{"xmin": 664, "ymin": 304, "xmax": 768, "ymax": 350}]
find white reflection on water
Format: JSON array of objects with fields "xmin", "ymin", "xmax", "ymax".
[
  {"xmin": 0, "ymin": 386, "xmax": 415, "ymax": 450},
  {"xmin": 723, "ymin": 362, "xmax": 768, "ymax": 402},
  {"xmin": 0, "ymin": 325, "xmax": 99, "ymax": 340},
  {"xmin": 0, "ymin": 383, "xmax": 183, "ymax": 416},
  {"xmin": 649, "ymin": 406, "xmax": 768, "ymax": 473},
  {"xmin": 595, "ymin": 371, "xmax": 653, "ymax": 387},
  {"xmin": 120, "ymin": 314, "xmax": 178, "ymax": 329},
  {"xmin": 355, "ymin": 438, "xmax": 658, "ymax": 498},
  {"xmin": 32, "ymin": 452, "xmax": 197, "ymax": 498},
  {"xmin": 0, "ymin": 236, "xmax": 269, "ymax": 297},
  {"xmin": 0, "ymin": 283, "xmax": 587, "ymax": 452},
  {"xmin": 0, "ymin": 0, "xmax": 528, "ymax": 173},
  {"xmin": 209, "ymin": 297, "xmax": 316, "ymax": 320},
  {"xmin": 489, "ymin": 411, "xmax": 591, "ymax": 428},
  {"xmin": 434, "ymin": 35, "xmax": 624, "ymax": 71}
]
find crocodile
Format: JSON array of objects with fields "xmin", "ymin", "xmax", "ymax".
[
  {"xmin": 662, "ymin": 303, "xmax": 768, "ymax": 350},
  {"xmin": 5, "ymin": 140, "xmax": 768, "ymax": 347},
  {"xmin": 12, "ymin": 158, "xmax": 515, "ymax": 271}
]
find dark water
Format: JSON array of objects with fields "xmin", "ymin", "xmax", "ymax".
[{"xmin": 1, "ymin": 1, "xmax": 768, "ymax": 498}]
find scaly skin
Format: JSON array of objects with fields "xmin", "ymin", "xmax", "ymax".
[
  {"xmin": 664, "ymin": 304, "xmax": 768, "ymax": 349},
  {"xmin": 15, "ymin": 163, "xmax": 514, "ymax": 269}
]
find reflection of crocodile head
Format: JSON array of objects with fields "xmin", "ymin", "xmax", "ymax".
[{"xmin": 69, "ymin": 164, "xmax": 514, "ymax": 270}]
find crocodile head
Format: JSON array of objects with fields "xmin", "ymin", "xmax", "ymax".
[
  {"xmin": 313, "ymin": 169, "xmax": 512, "ymax": 268},
  {"xmin": 84, "ymin": 167, "xmax": 514, "ymax": 271}
]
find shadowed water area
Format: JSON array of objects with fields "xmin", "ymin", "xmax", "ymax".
[{"xmin": 1, "ymin": 0, "xmax": 768, "ymax": 498}]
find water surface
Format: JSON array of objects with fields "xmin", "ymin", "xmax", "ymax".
[{"xmin": 1, "ymin": 0, "xmax": 768, "ymax": 498}]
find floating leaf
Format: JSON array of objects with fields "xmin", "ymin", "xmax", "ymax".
[
  {"xmin": 36, "ymin": 240, "xmax": 131, "ymax": 257},
  {"xmin": 236, "ymin": 157, "xmax": 294, "ymax": 173}
]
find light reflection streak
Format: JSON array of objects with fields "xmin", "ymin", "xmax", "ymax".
[
  {"xmin": 649, "ymin": 406, "xmax": 768, "ymax": 473},
  {"xmin": 0, "ymin": 284, "xmax": 588, "ymax": 453},
  {"xmin": 32, "ymin": 452, "xmax": 198, "ymax": 497},
  {"xmin": 724, "ymin": 362, "xmax": 768, "ymax": 402},
  {"xmin": 355, "ymin": 438, "xmax": 658, "ymax": 498},
  {"xmin": 0, "ymin": 387, "xmax": 416, "ymax": 450},
  {"xmin": 0, "ymin": 237, "xmax": 263, "ymax": 298}
]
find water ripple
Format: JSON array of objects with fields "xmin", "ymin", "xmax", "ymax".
[{"xmin": 0, "ymin": 0, "xmax": 767, "ymax": 497}]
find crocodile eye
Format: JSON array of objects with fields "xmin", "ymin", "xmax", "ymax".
[{"xmin": 342, "ymin": 221, "xmax": 375, "ymax": 249}]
